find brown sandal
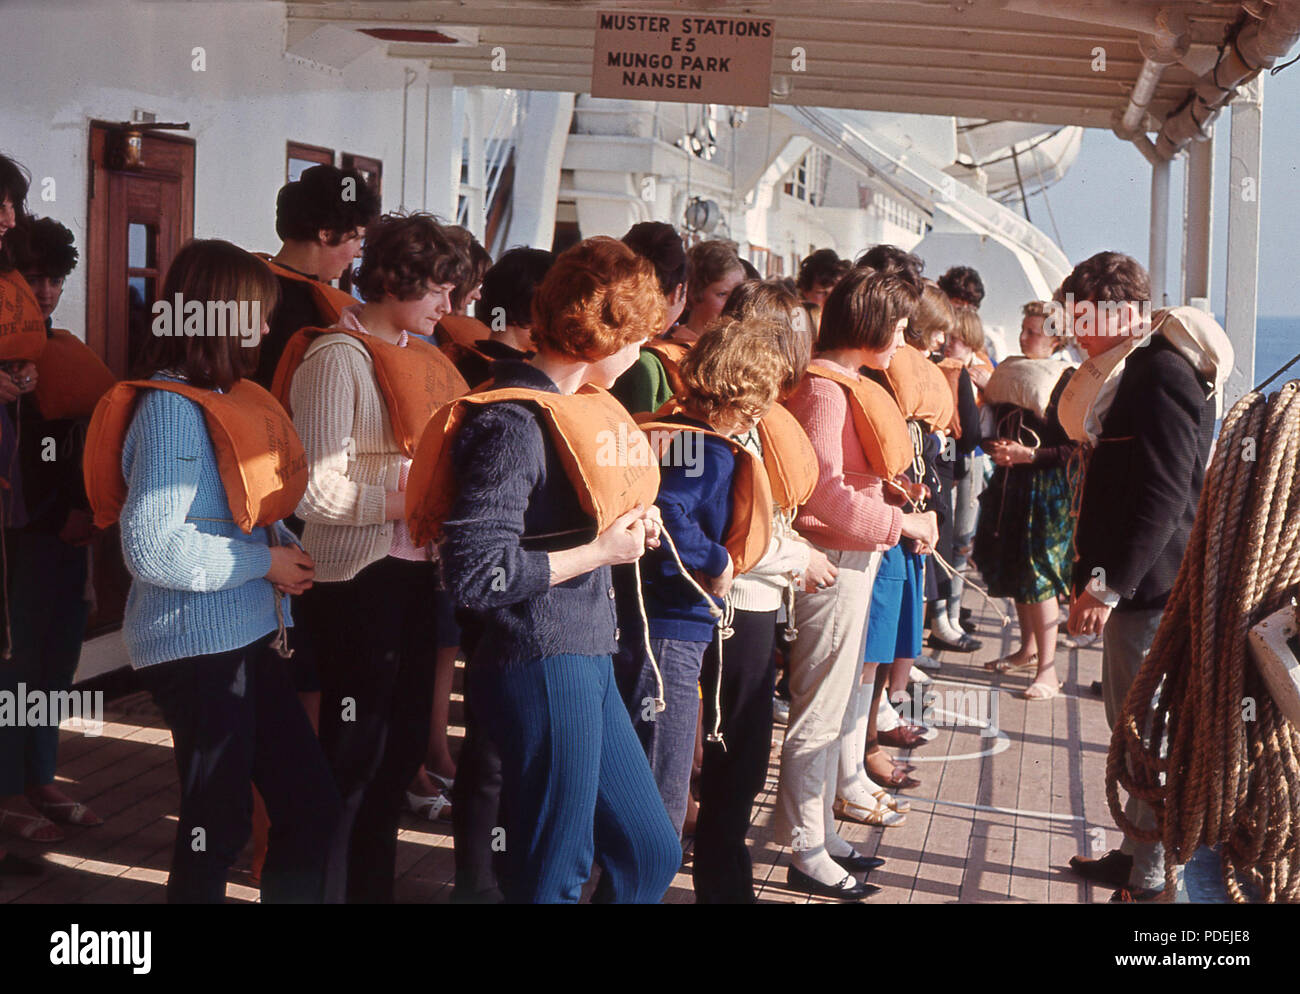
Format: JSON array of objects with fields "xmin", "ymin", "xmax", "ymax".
[
  {"xmin": 867, "ymin": 766, "xmax": 921, "ymax": 791},
  {"xmin": 984, "ymin": 653, "xmax": 1037, "ymax": 674},
  {"xmin": 833, "ymin": 796, "xmax": 906, "ymax": 827}
]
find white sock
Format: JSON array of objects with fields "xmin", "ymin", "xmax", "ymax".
[
  {"xmin": 932, "ymin": 612, "xmax": 964, "ymax": 642},
  {"xmin": 824, "ymin": 829, "xmax": 855, "ymax": 858},
  {"xmin": 837, "ymin": 683, "xmax": 871, "ymax": 790},
  {"xmin": 837, "ymin": 775, "xmax": 880, "ymax": 809},
  {"xmin": 947, "ymin": 595, "xmax": 962, "ymax": 628},
  {"xmin": 877, "ymin": 693, "xmax": 900, "ymax": 732},
  {"xmin": 792, "ymin": 847, "xmax": 854, "ymax": 887}
]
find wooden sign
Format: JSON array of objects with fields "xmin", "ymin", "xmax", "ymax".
[{"xmin": 591, "ymin": 11, "xmax": 775, "ymax": 107}]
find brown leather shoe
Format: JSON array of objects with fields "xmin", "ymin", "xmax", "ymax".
[
  {"xmin": 878, "ymin": 724, "xmax": 928, "ymax": 749},
  {"xmin": 867, "ymin": 766, "xmax": 921, "ymax": 791}
]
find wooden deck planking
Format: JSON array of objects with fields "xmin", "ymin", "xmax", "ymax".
[{"xmin": 3, "ymin": 585, "xmax": 1118, "ymax": 904}]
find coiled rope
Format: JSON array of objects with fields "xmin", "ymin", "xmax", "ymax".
[{"xmin": 1105, "ymin": 379, "xmax": 1300, "ymax": 903}]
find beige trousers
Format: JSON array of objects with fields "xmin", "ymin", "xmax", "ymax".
[{"xmin": 774, "ymin": 545, "xmax": 882, "ymax": 852}]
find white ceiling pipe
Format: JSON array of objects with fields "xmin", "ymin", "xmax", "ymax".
[
  {"xmin": 993, "ymin": 0, "xmax": 1182, "ymax": 38},
  {"xmin": 1116, "ymin": 10, "xmax": 1189, "ymax": 138},
  {"xmin": 1152, "ymin": 0, "xmax": 1300, "ymax": 159}
]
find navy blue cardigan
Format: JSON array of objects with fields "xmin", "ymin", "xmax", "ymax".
[
  {"xmin": 439, "ymin": 360, "xmax": 620, "ymax": 665},
  {"xmin": 640, "ymin": 414, "xmax": 736, "ymax": 643}
]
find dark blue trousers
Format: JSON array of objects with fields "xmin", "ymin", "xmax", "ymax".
[
  {"xmin": 0, "ymin": 529, "xmax": 91, "ymax": 794},
  {"xmin": 469, "ymin": 653, "xmax": 681, "ymax": 904},
  {"xmin": 138, "ymin": 634, "xmax": 341, "ymax": 903}
]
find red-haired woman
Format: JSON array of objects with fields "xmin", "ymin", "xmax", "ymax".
[{"xmin": 439, "ymin": 236, "xmax": 681, "ymax": 903}]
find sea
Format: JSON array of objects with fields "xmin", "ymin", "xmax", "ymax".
[{"xmin": 1253, "ymin": 315, "xmax": 1300, "ymax": 388}]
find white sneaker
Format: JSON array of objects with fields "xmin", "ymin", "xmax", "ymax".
[{"xmin": 909, "ymin": 665, "xmax": 933, "ymax": 686}]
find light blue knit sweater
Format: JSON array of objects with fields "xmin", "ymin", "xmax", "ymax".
[{"xmin": 118, "ymin": 375, "xmax": 294, "ymax": 668}]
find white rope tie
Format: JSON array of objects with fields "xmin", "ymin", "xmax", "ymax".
[
  {"xmin": 632, "ymin": 556, "xmax": 666, "ymax": 714},
  {"xmin": 265, "ymin": 525, "xmax": 295, "ymax": 659},
  {"xmin": 657, "ymin": 523, "xmax": 728, "ymax": 749},
  {"xmin": 707, "ymin": 597, "xmax": 736, "ymax": 748}
]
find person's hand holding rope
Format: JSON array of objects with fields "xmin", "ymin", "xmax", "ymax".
[
  {"xmin": 0, "ymin": 361, "xmax": 37, "ymax": 403},
  {"xmin": 702, "ymin": 553, "xmax": 734, "ymax": 601},
  {"xmin": 640, "ymin": 504, "xmax": 663, "ymax": 550},
  {"xmin": 987, "ymin": 438, "xmax": 1035, "ymax": 468}
]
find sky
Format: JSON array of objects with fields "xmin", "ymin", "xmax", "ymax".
[{"xmin": 1022, "ymin": 64, "xmax": 1300, "ymax": 317}]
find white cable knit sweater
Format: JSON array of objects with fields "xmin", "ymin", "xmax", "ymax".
[{"xmin": 291, "ymin": 332, "xmax": 402, "ymax": 582}]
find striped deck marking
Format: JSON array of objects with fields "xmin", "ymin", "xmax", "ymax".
[
  {"xmin": 904, "ymin": 795, "xmax": 1086, "ymax": 822},
  {"xmin": 904, "ymin": 679, "xmax": 1009, "ymax": 762}
]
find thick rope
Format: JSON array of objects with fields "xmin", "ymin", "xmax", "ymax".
[{"xmin": 1104, "ymin": 380, "xmax": 1300, "ymax": 903}]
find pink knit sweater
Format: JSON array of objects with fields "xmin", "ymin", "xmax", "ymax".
[{"xmin": 786, "ymin": 358, "xmax": 903, "ymax": 552}]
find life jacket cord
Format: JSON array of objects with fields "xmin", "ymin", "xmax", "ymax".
[
  {"xmin": 883, "ymin": 477, "xmax": 1010, "ymax": 628},
  {"xmin": 707, "ymin": 598, "xmax": 736, "ymax": 750},
  {"xmin": 632, "ymin": 557, "xmax": 666, "ymax": 714},
  {"xmin": 265, "ymin": 526, "xmax": 294, "ymax": 660},
  {"xmin": 657, "ymin": 522, "xmax": 727, "ymax": 748}
]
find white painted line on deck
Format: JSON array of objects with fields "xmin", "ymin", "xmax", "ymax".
[{"xmin": 902, "ymin": 795, "xmax": 1085, "ymax": 822}]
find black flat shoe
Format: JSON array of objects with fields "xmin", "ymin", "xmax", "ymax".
[
  {"xmin": 1069, "ymin": 849, "xmax": 1133, "ymax": 888},
  {"xmin": 926, "ymin": 632, "xmax": 983, "ymax": 653},
  {"xmin": 831, "ymin": 851, "xmax": 886, "ymax": 873},
  {"xmin": 786, "ymin": 865, "xmax": 880, "ymax": 901},
  {"xmin": 0, "ymin": 852, "xmax": 44, "ymax": 877}
]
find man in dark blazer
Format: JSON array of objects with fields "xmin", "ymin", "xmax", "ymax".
[{"xmin": 1060, "ymin": 253, "xmax": 1216, "ymax": 901}]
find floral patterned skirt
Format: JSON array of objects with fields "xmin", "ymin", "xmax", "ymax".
[{"xmin": 972, "ymin": 463, "xmax": 1074, "ymax": 604}]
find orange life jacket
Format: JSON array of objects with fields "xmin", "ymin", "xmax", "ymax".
[
  {"xmin": 271, "ymin": 327, "xmax": 469, "ymax": 458},
  {"xmin": 885, "ymin": 344, "xmax": 956, "ymax": 435},
  {"xmin": 648, "ymin": 398, "xmax": 816, "ymax": 515},
  {"xmin": 804, "ymin": 364, "xmax": 913, "ymax": 480},
  {"xmin": 256, "ymin": 255, "xmax": 358, "ymax": 325},
  {"xmin": 85, "ymin": 379, "xmax": 308, "ymax": 534},
  {"xmin": 642, "ymin": 339, "xmax": 691, "ymax": 396},
  {"xmin": 0, "ymin": 269, "xmax": 48, "ymax": 363},
  {"xmin": 33, "ymin": 330, "xmax": 117, "ymax": 420},
  {"xmin": 437, "ymin": 338, "xmax": 498, "ymax": 390},
  {"xmin": 756, "ymin": 402, "xmax": 818, "ymax": 512},
  {"xmin": 437, "ymin": 314, "xmax": 494, "ymax": 349},
  {"xmin": 406, "ymin": 383, "xmax": 662, "ymax": 547},
  {"xmin": 637, "ymin": 407, "xmax": 774, "ymax": 574}
]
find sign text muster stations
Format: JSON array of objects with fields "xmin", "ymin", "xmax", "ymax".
[{"xmin": 591, "ymin": 12, "xmax": 776, "ymax": 106}]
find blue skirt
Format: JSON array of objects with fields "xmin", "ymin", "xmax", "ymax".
[{"xmin": 864, "ymin": 544, "xmax": 924, "ymax": 664}]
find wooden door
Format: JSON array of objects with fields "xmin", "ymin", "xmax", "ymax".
[{"xmin": 84, "ymin": 124, "xmax": 195, "ymax": 635}]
